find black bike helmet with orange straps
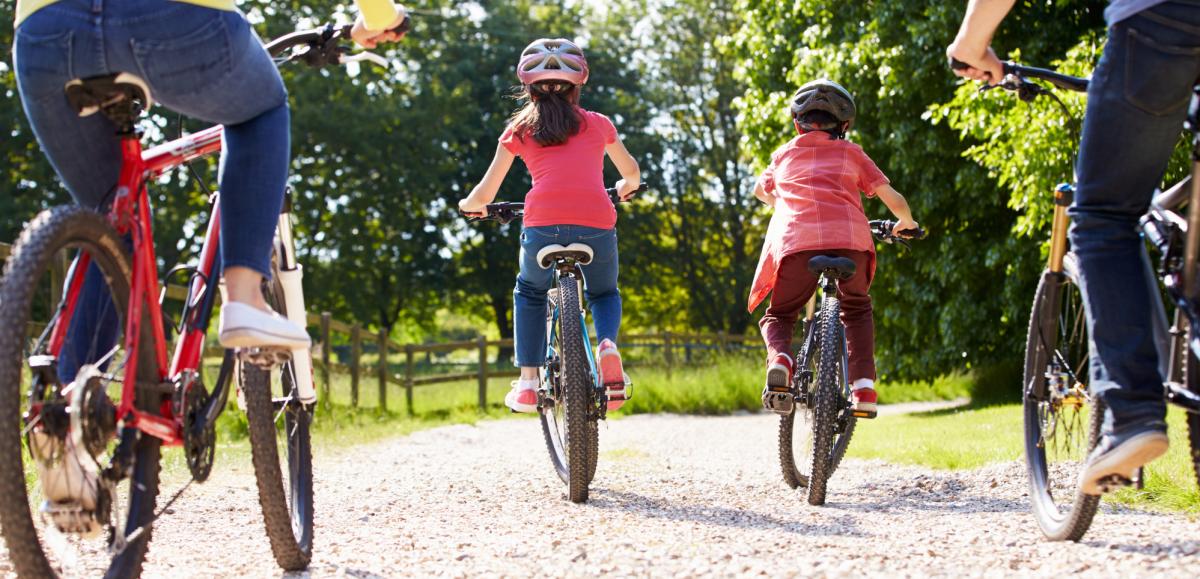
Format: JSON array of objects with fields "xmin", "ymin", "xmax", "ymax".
[{"xmin": 790, "ymin": 79, "xmax": 856, "ymax": 136}]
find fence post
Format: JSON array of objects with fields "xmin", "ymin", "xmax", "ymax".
[
  {"xmin": 319, "ymin": 312, "xmax": 332, "ymax": 410},
  {"xmin": 405, "ymin": 344, "xmax": 415, "ymax": 417},
  {"xmin": 377, "ymin": 329, "xmax": 389, "ymax": 414},
  {"xmin": 477, "ymin": 336, "xmax": 488, "ymax": 411},
  {"xmin": 663, "ymin": 331, "xmax": 674, "ymax": 377},
  {"xmin": 350, "ymin": 324, "xmax": 361, "ymax": 409}
]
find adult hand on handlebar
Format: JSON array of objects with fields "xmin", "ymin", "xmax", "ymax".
[
  {"xmin": 352, "ymin": 5, "xmax": 409, "ymax": 49},
  {"xmin": 946, "ymin": 43, "xmax": 1004, "ymax": 86}
]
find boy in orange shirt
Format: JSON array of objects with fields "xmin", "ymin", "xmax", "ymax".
[{"xmin": 748, "ymin": 79, "xmax": 918, "ymax": 417}]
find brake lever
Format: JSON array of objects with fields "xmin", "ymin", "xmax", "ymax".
[{"xmin": 341, "ymin": 51, "xmax": 390, "ymax": 69}]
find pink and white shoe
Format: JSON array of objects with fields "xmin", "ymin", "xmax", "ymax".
[
  {"xmin": 505, "ymin": 379, "xmax": 539, "ymax": 413},
  {"xmin": 598, "ymin": 339, "xmax": 629, "ymax": 412}
]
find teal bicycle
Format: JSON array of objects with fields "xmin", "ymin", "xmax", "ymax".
[{"xmin": 467, "ymin": 184, "xmax": 642, "ymax": 503}]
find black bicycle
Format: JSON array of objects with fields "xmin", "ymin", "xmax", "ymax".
[
  {"xmin": 774, "ymin": 220, "xmax": 924, "ymax": 505},
  {"xmin": 955, "ymin": 59, "xmax": 1200, "ymax": 540},
  {"xmin": 466, "ymin": 185, "xmax": 643, "ymax": 503}
]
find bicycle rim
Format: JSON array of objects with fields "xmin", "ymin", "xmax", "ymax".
[
  {"xmin": 0, "ymin": 206, "xmax": 162, "ymax": 578},
  {"xmin": 539, "ymin": 289, "xmax": 570, "ymax": 485},
  {"xmin": 1023, "ymin": 263, "xmax": 1101, "ymax": 541}
]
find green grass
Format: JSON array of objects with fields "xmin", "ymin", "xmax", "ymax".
[{"xmin": 848, "ymin": 402, "xmax": 1200, "ymax": 513}]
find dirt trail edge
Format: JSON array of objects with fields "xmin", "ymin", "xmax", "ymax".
[{"xmin": 9, "ymin": 412, "xmax": 1200, "ymax": 577}]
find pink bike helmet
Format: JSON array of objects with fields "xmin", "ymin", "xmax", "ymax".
[{"xmin": 517, "ymin": 38, "xmax": 589, "ymax": 86}]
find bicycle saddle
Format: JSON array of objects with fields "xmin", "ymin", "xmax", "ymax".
[
  {"xmin": 807, "ymin": 255, "xmax": 857, "ymax": 279},
  {"xmin": 536, "ymin": 243, "xmax": 593, "ymax": 269},
  {"xmin": 64, "ymin": 73, "xmax": 154, "ymax": 119}
]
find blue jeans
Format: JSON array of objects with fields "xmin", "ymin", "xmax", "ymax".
[
  {"xmin": 514, "ymin": 226, "xmax": 621, "ymax": 367},
  {"xmin": 14, "ymin": 0, "xmax": 290, "ymax": 381},
  {"xmin": 1070, "ymin": 2, "xmax": 1200, "ymax": 436}
]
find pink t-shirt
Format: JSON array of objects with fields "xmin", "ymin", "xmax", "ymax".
[{"xmin": 499, "ymin": 108, "xmax": 618, "ymax": 229}]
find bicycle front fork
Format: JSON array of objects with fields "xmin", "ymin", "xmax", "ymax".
[{"xmin": 275, "ymin": 204, "xmax": 317, "ymax": 405}]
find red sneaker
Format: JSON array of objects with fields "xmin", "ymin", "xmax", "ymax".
[
  {"xmin": 505, "ymin": 380, "xmax": 539, "ymax": 413},
  {"xmin": 765, "ymin": 353, "xmax": 793, "ymax": 391},
  {"xmin": 852, "ymin": 387, "xmax": 878, "ymax": 418},
  {"xmin": 598, "ymin": 339, "xmax": 629, "ymax": 411}
]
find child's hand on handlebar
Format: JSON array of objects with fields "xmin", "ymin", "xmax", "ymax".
[
  {"xmin": 458, "ymin": 198, "xmax": 486, "ymax": 218},
  {"xmin": 893, "ymin": 218, "xmax": 920, "ymax": 238},
  {"xmin": 352, "ymin": 5, "xmax": 409, "ymax": 49},
  {"xmin": 615, "ymin": 179, "xmax": 640, "ymax": 201}
]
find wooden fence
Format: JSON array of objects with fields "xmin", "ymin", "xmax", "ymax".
[{"xmin": 2, "ymin": 241, "xmax": 758, "ymax": 415}]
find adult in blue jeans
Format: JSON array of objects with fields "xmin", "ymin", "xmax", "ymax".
[
  {"xmin": 12, "ymin": 0, "xmax": 406, "ymax": 381},
  {"xmin": 949, "ymin": 0, "xmax": 1200, "ymax": 494}
]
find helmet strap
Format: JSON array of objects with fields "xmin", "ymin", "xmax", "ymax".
[{"xmin": 793, "ymin": 119, "xmax": 847, "ymax": 140}]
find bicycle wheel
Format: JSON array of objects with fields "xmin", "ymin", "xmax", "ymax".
[
  {"xmin": 240, "ymin": 263, "xmax": 314, "ymax": 571},
  {"xmin": 557, "ymin": 276, "xmax": 598, "ymax": 503},
  {"xmin": 1185, "ymin": 324, "xmax": 1200, "ymax": 492},
  {"xmin": 539, "ymin": 289, "xmax": 570, "ymax": 484},
  {"xmin": 780, "ymin": 320, "xmax": 819, "ymax": 489},
  {"xmin": 0, "ymin": 206, "xmax": 163, "ymax": 578},
  {"xmin": 1023, "ymin": 260, "xmax": 1101, "ymax": 541},
  {"xmin": 806, "ymin": 296, "xmax": 844, "ymax": 506}
]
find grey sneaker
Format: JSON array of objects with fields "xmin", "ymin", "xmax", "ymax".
[{"xmin": 1078, "ymin": 425, "xmax": 1169, "ymax": 495}]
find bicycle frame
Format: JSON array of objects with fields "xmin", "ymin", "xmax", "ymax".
[{"xmin": 44, "ymin": 124, "xmax": 250, "ymax": 446}]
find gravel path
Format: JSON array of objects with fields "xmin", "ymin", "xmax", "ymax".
[{"xmin": 6, "ymin": 411, "xmax": 1200, "ymax": 577}]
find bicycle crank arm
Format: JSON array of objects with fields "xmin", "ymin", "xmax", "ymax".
[
  {"xmin": 198, "ymin": 350, "xmax": 236, "ymax": 433},
  {"xmin": 1166, "ymin": 380, "xmax": 1200, "ymax": 414}
]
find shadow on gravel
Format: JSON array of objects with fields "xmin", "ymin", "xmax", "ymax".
[
  {"xmin": 588, "ymin": 489, "xmax": 868, "ymax": 537},
  {"xmin": 827, "ymin": 475, "xmax": 1028, "ymax": 515},
  {"xmin": 1083, "ymin": 539, "xmax": 1200, "ymax": 558}
]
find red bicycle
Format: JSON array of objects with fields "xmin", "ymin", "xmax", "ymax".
[{"xmin": 0, "ymin": 21, "xmax": 400, "ymax": 578}]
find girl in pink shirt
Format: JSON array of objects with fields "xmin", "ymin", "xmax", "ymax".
[
  {"xmin": 751, "ymin": 79, "xmax": 918, "ymax": 417},
  {"xmin": 459, "ymin": 38, "xmax": 642, "ymax": 414}
]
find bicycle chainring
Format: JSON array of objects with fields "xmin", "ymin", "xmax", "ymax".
[{"xmin": 175, "ymin": 378, "xmax": 216, "ymax": 482}]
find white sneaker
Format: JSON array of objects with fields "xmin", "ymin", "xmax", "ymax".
[{"xmin": 218, "ymin": 302, "xmax": 311, "ymax": 349}]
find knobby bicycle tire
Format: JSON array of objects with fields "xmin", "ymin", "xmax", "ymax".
[
  {"xmin": 828, "ymin": 321, "xmax": 856, "ymax": 476},
  {"xmin": 1185, "ymin": 324, "xmax": 1200, "ymax": 493},
  {"xmin": 1023, "ymin": 263, "xmax": 1101, "ymax": 541},
  {"xmin": 807, "ymin": 297, "xmax": 842, "ymax": 506},
  {"xmin": 558, "ymin": 276, "xmax": 598, "ymax": 503},
  {"xmin": 241, "ymin": 270, "xmax": 314, "ymax": 570},
  {"xmin": 539, "ymin": 290, "xmax": 571, "ymax": 485},
  {"xmin": 0, "ymin": 206, "xmax": 162, "ymax": 578}
]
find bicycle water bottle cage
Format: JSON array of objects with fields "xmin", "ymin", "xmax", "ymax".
[
  {"xmin": 537, "ymin": 243, "xmax": 594, "ymax": 269},
  {"xmin": 64, "ymin": 73, "xmax": 153, "ymax": 133},
  {"xmin": 807, "ymin": 256, "xmax": 856, "ymax": 280}
]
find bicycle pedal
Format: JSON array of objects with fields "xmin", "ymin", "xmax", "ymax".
[
  {"xmin": 851, "ymin": 409, "xmax": 878, "ymax": 419},
  {"xmin": 1095, "ymin": 474, "xmax": 1134, "ymax": 494},
  {"xmin": 761, "ymin": 390, "xmax": 795, "ymax": 415},
  {"xmin": 237, "ymin": 347, "xmax": 292, "ymax": 369}
]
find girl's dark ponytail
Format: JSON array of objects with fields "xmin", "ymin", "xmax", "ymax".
[{"xmin": 508, "ymin": 82, "xmax": 582, "ymax": 147}]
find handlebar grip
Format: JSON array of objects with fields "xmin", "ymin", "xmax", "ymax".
[
  {"xmin": 897, "ymin": 228, "xmax": 927, "ymax": 240},
  {"xmin": 390, "ymin": 15, "xmax": 411, "ymax": 35},
  {"xmin": 948, "ymin": 57, "xmax": 969, "ymax": 71}
]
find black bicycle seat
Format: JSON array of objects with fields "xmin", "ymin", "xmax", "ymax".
[
  {"xmin": 64, "ymin": 73, "xmax": 153, "ymax": 122},
  {"xmin": 807, "ymin": 255, "xmax": 857, "ymax": 280}
]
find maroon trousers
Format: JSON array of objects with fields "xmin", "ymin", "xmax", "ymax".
[{"xmin": 759, "ymin": 249, "xmax": 876, "ymax": 382}]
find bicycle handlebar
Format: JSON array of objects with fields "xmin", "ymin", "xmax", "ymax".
[
  {"xmin": 869, "ymin": 219, "xmax": 926, "ymax": 249},
  {"xmin": 465, "ymin": 183, "xmax": 648, "ymax": 225},
  {"xmin": 265, "ymin": 16, "xmax": 411, "ymax": 68},
  {"xmin": 949, "ymin": 58, "xmax": 1089, "ymax": 102}
]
